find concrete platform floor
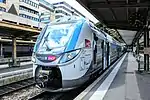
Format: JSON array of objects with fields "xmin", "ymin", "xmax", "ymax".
[
  {"xmin": 77, "ymin": 53, "xmax": 150, "ymax": 100},
  {"xmin": 103, "ymin": 53, "xmax": 150, "ymax": 100}
]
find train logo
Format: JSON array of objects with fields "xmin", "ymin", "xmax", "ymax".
[{"xmin": 85, "ymin": 39, "xmax": 91, "ymax": 48}]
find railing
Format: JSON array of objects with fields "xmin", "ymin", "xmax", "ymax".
[{"xmin": 135, "ymin": 54, "xmax": 150, "ymax": 72}]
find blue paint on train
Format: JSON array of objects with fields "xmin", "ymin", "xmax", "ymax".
[
  {"xmin": 111, "ymin": 43, "xmax": 117, "ymax": 48},
  {"xmin": 65, "ymin": 20, "xmax": 85, "ymax": 51}
]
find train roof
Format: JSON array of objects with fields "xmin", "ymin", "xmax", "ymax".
[
  {"xmin": 49, "ymin": 16, "xmax": 85, "ymax": 25},
  {"xmin": 91, "ymin": 27, "xmax": 106, "ymax": 40},
  {"xmin": 89, "ymin": 23, "xmax": 106, "ymax": 40},
  {"xmin": 102, "ymin": 31, "xmax": 121, "ymax": 46},
  {"xmin": 89, "ymin": 22, "xmax": 121, "ymax": 46},
  {"xmin": 100, "ymin": 30, "xmax": 113, "ymax": 43}
]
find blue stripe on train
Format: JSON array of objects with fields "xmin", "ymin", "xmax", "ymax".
[{"xmin": 65, "ymin": 20, "xmax": 85, "ymax": 51}]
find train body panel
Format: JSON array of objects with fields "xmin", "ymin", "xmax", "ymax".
[
  {"xmin": 60, "ymin": 22, "xmax": 93, "ymax": 80},
  {"xmin": 32, "ymin": 16, "xmax": 125, "ymax": 92}
]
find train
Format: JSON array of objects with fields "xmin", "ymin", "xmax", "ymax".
[{"xmin": 32, "ymin": 16, "xmax": 125, "ymax": 92}]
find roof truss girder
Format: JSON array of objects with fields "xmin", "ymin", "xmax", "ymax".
[{"xmin": 89, "ymin": 1, "xmax": 150, "ymax": 8}]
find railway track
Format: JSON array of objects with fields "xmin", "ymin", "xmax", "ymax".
[
  {"xmin": 28, "ymin": 91, "xmax": 46, "ymax": 100},
  {"xmin": 29, "ymin": 92, "xmax": 63, "ymax": 100},
  {"xmin": 28, "ymin": 82, "xmax": 95, "ymax": 100},
  {"xmin": 29, "ymin": 91, "xmax": 76, "ymax": 100},
  {"xmin": 28, "ymin": 73, "xmax": 100, "ymax": 100},
  {"xmin": 0, "ymin": 78, "xmax": 35, "ymax": 97}
]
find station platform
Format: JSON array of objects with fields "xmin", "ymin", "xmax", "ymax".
[
  {"xmin": 75, "ymin": 53, "xmax": 150, "ymax": 100},
  {"xmin": 0, "ymin": 63, "xmax": 32, "ymax": 74},
  {"xmin": 0, "ymin": 61, "xmax": 32, "ymax": 70},
  {"xmin": 0, "ymin": 62, "xmax": 33, "ymax": 87}
]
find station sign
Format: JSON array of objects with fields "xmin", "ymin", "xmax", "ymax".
[{"xmin": 144, "ymin": 47, "xmax": 150, "ymax": 55}]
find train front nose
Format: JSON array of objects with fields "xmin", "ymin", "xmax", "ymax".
[{"xmin": 35, "ymin": 66, "xmax": 62, "ymax": 90}]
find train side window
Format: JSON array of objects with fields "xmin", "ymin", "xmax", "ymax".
[
  {"xmin": 94, "ymin": 34, "xmax": 98, "ymax": 41},
  {"xmin": 101, "ymin": 41, "xmax": 104, "ymax": 48}
]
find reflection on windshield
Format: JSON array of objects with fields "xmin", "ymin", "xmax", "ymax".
[
  {"xmin": 37, "ymin": 23, "xmax": 75, "ymax": 53},
  {"xmin": 46, "ymin": 28, "xmax": 69, "ymax": 48}
]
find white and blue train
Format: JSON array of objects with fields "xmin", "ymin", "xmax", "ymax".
[{"xmin": 32, "ymin": 16, "xmax": 125, "ymax": 92}]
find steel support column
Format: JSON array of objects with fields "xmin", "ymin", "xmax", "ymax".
[
  {"xmin": 137, "ymin": 39, "xmax": 140, "ymax": 71},
  {"xmin": 144, "ymin": 27, "xmax": 147, "ymax": 71},
  {"xmin": 147, "ymin": 26, "xmax": 149, "ymax": 71},
  {"xmin": 147, "ymin": 10, "xmax": 150, "ymax": 71},
  {"xmin": 0, "ymin": 43, "xmax": 3, "ymax": 57},
  {"xmin": 12, "ymin": 37, "xmax": 17, "ymax": 66},
  {"xmin": 137, "ymin": 39, "xmax": 139, "ymax": 55},
  {"xmin": 146, "ymin": 10, "xmax": 150, "ymax": 71},
  {"xmin": 144, "ymin": 27, "xmax": 149, "ymax": 71}
]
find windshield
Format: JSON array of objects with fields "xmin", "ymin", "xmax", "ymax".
[{"xmin": 36, "ymin": 23, "xmax": 75, "ymax": 53}]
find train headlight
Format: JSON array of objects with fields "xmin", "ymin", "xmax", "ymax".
[
  {"xmin": 59, "ymin": 49, "xmax": 81, "ymax": 63},
  {"xmin": 32, "ymin": 53, "xmax": 36, "ymax": 63}
]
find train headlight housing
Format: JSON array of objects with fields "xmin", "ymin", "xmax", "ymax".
[
  {"xmin": 59, "ymin": 49, "xmax": 81, "ymax": 63},
  {"xmin": 32, "ymin": 53, "xmax": 36, "ymax": 63}
]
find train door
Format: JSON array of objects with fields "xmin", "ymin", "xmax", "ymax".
[
  {"xmin": 102, "ymin": 40, "xmax": 106, "ymax": 70},
  {"xmin": 106, "ymin": 42, "xmax": 110, "ymax": 67},
  {"xmin": 93, "ymin": 34, "xmax": 97, "ymax": 67},
  {"xmin": 103, "ymin": 41, "xmax": 110, "ymax": 70},
  {"xmin": 93, "ymin": 34, "xmax": 103, "ymax": 70}
]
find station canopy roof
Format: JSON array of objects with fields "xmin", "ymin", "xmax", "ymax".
[
  {"xmin": 77, "ymin": 0, "xmax": 150, "ymax": 45},
  {"xmin": 118, "ymin": 30, "xmax": 137, "ymax": 45}
]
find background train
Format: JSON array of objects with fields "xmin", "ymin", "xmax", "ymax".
[{"xmin": 32, "ymin": 16, "xmax": 126, "ymax": 92}]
